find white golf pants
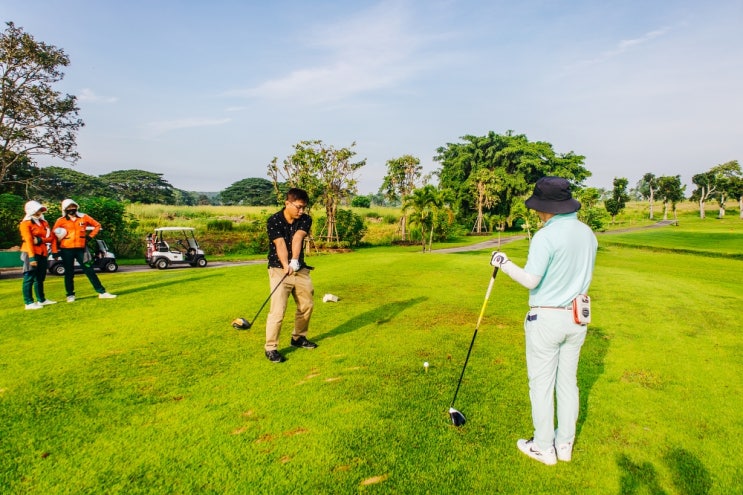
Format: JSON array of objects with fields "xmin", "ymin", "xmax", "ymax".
[{"xmin": 524, "ymin": 308, "xmax": 587, "ymax": 451}]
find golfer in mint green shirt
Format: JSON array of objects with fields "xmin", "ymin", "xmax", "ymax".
[{"xmin": 491, "ymin": 176, "xmax": 597, "ymax": 466}]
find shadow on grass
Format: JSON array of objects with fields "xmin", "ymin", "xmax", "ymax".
[
  {"xmin": 617, "ymin": 448, "xmax": 711, "ymax": 495},
  {"xmin": 116, "ymin": 271, "xmax": 224, "ymax": 296},
  {"xmin": 576, "ymin": 326, "xmax": 610, "ymax": 438},
  {"xmin": 284, "ymin": 297, "xmax": 428, "ymax": 354}
]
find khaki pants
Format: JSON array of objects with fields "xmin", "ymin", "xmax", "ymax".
[{"xmin": 265, "ymin": 267, "xmax": 314, "ymax": 351}]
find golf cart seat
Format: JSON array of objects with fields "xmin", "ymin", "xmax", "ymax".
[{"xmin": 157, "ymin": 241, "xmax": 170, "ymax": 252}]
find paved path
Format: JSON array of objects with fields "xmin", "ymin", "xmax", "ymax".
[{"xmin": 431, "ymin": 219, "xmax": 675, "ymax": 254}]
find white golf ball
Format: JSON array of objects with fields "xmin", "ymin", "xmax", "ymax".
[{"xmin": 423, "ymin": 361, "xmax": 429, "ymax": 367}]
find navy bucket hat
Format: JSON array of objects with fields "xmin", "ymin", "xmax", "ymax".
[{"xmin": 525, "ymin": 176, "xmax": 581, "ymax": 214}]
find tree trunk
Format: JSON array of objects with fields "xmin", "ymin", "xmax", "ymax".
[
  {"xmin": 663, "ymin": 201, "xmax": 668, "ymax": 220},
  {"xmin": 739, "ymin": 196, "xmax": 742, "ymax": 219},
  {"xmin": 648, "ymin": 189, "xmax": 654, "ymax": 219},
  {"xmin": 699, "ymin": 199, "xmax": 705, "ymax": 219}
]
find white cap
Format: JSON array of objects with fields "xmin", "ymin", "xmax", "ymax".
[
  {"xmin": 23, "ymin": 200, "xmax": 47, "ymax": 220},
  {"xmin": 61, "ymin": 198, "xmax": 79, "ymax": 211}
]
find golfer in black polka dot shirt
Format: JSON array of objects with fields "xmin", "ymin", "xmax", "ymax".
[{"xmin": 264, "ymin": 188, "xmax": 318, "ymax": 363}]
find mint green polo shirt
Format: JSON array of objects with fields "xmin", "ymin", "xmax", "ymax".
[{"xmin": 523, "ymin": 213, "xmax": 597, "ymax": 308}]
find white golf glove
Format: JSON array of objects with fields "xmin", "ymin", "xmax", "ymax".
[
  {"xmin": 289, "ymin": 259, "xmax": 301, "ymax": 271},
  {"xmin": 490, "ymin": 251, "xmax": 509, "ymax": 267}
]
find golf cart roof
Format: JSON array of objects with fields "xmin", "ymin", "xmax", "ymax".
[{"xmin": 154, "ymin": 227, "xmax": 195, "ymax": 232}]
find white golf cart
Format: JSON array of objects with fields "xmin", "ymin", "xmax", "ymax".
[
  {"xmin": 146, "ymin": 227, "xmax": 207, "ymax": 270},
  {"xmin": 48, "ymin": 228, "xmax": 119, "ymax": 275}
]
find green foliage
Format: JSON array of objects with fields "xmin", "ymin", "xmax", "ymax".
[
  {"xmin": 0, "ymin": 193, "xmax": 24, "ymax": 248},
  {"xmin": 35, "ymin": 166, "xmax": 109, "ymax": 201},
  {"xmin": 435, "ymin": 130, "xmax": 590, "ymax": 226},
  {"xmin": 350, "ymin": 195, "xmax": 371, "ymax": 208},
  {"xmin": 219, "ymin": 177, "xmax": 276, "ymax": 206},
  {"xmin": 98, "ymin": 169, "xmax": 175, "ymax": 204},
  {"xmin": 206, "ymin": 219, "xmax": 234, "ymax": 232},
  {"xmin": 313, "ymin": 208, "xmax": 366, "ymax": 247}
]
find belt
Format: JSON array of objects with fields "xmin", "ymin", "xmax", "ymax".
[{"xmin": 530, "ymin": 306, "xmax": 571, "ymax": 310}]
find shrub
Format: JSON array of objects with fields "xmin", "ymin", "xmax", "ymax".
[{"xmin": 207, "ymin": 219, "xmax": 234, "ymax": 232}]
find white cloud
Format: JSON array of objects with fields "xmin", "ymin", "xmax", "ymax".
[
  {"xmin": 77, "ymin": 88, "xmax": 118, "ymax": 103},
  {"xmin": 229, "ymin": 1, "xmax": 437, "ymax": 104}
]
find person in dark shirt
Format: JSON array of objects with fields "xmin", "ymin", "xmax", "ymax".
[{"xmin": 264, "ymin": 188, "xmax": 317, "ymax": 363}]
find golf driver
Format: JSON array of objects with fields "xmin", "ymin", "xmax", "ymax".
[
  {"xmin": 232, "ymin": 272, "xmax": 289, "ymax": 329},
  {"xmin": 448, "ymin": 262, "xmax": 500, "ymax": 426}
]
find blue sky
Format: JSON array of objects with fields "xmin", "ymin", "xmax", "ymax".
[{"xmin": 2, "ymin": 0, "xmax": 741, "ymax": 194}]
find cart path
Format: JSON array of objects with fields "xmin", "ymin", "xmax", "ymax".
[{"xmin": 431, "ymin": 219, "xmax": 676, "ymax": 254}]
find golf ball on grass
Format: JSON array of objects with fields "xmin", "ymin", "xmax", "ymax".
[{"xmin": 423, "ymin": 362, "xmax": 429, "ymax": 372}]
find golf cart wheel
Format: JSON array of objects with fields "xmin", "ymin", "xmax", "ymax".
[
  {"xmin": 102, "ymin": 261, "xmax": 119, "ymax": 273},
  {"xmin": 52, "ymin": 263, "xmax": 65, "ymax": 276},
  {"xmin": 196, "ymin": 257, "xmax": 207, "ymax": 267},
  {"xmin": 155, "ymin": 258, "xmax": 169, "ymax": 270}
]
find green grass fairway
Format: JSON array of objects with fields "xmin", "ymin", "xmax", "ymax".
[{"xmin": 1, "ymin": 220, "xmax": 741, "ymax": 493}]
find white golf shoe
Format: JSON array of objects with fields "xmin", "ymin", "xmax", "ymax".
[
  {"xmin": 98, "ymin": 292, "xmax": 117, "ymax": 299},
  {"xmin": 556, "ymin": 442, "xmax": 573, "ymax": 462},
  {"xmin": 517, "ymin": 438, "xmax": 557, "ymax": 466},
  {"xmin": 25, "ymin": 302, "xmax": 44, "ymax": 310}
]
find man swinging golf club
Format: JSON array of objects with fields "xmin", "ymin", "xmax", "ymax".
[
  {"xmin": 263, "ymin": 188, "xmax": 318, "ymax": 363},
  {"xmin": 490, "ymin": 177, "xmax": 597, "ymax": 465}
]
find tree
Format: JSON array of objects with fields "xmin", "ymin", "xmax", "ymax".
[
  {"xmin": 575, "ymin": 187, "xmax": 608, "ymax": 232},
  {"xmin": 98, "ymin": 169, "xmax": 175, "ymax": 204},
  {"xmin": 656, "ymin": 175, "xmax": 686, "ymax": 222},
  {"xmin": 402, "ymin": 185, "xmax": 454, "ymax": 252},
  {"xmin": 636, "ymin": 173, "xmax": 657, "ymax": 219},
  {"xmin": 435, "ymin": 131, "xmax": 590, "ymax": 229},
  {"xmin": 691, "ymin": 161, "xmax": 739, "ymax": 219},
  {"xmin": 33, "ymin": 166, "xmax": 109, "ymax": 201},
  {"xmin": 268, "ymin": 140, "xmax": 365, "ymax": 244},
  {"xmin": 219, "ymin": 177, "xmax": 275, "ymax": 206},
  {"xmin": 1, "ymin": 22, "xmax": 84, "ymax": 190},
  {"xmin": 604, "ymin": 177, "xmax": 630, "ymax": 223},
  {"xmin": 380, "ymin": 154, "xmax": 422, "ymax": 241}
]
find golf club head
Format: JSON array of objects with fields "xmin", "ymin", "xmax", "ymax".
[
  {"xmin": 231, "ymin": 318, "xmax": 251, "ymax": 330},
  {"xmin": 449, "ymin": 407, "xmax": 466, "ymax": 427}
]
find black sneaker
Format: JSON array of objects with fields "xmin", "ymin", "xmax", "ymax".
[
  {"xmin": 291, "ymin": 336, "xmax": 318, "ymax": 349},
  {"xmin": 265, "ymin": 350, "xmax": 286, "ymax": 363}
]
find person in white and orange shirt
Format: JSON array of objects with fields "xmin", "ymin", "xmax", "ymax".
[
  {"xmin": 20, "ymin": 201, "xmax": 58, "ymax": 310},
  {"xmin": 52, "ymin": 199, "xmax": 116, "ymax": 302}
]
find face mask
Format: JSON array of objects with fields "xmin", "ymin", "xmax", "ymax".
[{"xmin": 66, "ymin": 209, "xmax": 77, "ymax": 216}]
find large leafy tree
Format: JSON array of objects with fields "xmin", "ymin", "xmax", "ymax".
[
  {"xmin": 99, "ymin": 169, "xmax": 175, "ymax": 204},
  {"xmin": 0, "ymin": 22, "xmax": 83, "ymax": 191},
  {"xmin": 268, "ymin": 140, "xmax": 365, "ymax": 243},
  {"xmin": 34, "ymin": 166, "xmax": 109, "ymax": 201},
  {"xmin": 435, "ymin": 130, "xmax": 589, "ymax": 228},
  {"xmin": 691, "ymin": 161, "xmax": 740, "ymax": 218},
  {"xmin": 219, "ymin": 177, "xmax": 275, "ymax": 206},
  {"xmin": 656, "ymin": 175, "xmax": 686, "ymax": 221},
  {"xmin": 380, "ymin": 154, "xmax": 423, "ymax": 241},
  {"xmin": 402, "ymin": 185, "xmax": 454, "ymax": 252}
]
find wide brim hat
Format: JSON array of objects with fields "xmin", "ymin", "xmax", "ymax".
[
  {"xmin": 525, "ymin": 176, "xmax": 581, "ymax": 214},
  {"xmin": 23, "ymin": 200, "xmax": 47, "ymax": 220}
]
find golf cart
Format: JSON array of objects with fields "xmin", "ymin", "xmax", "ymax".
[
  {"xmin": 146, "ymin": 227, "xmax": 207, "ymax": 270},
  {"xmin": 48, "ymin": 232, "xmax": 119, "ymax": 276}
]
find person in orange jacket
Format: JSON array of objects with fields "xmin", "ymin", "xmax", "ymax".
[
  {"xmin": 20, "ymin": 201, "xmax": 57, "ymax": 310},
  {"xmin": 52, "ymin": 199, "xmax": 116, "ymax": 302}
]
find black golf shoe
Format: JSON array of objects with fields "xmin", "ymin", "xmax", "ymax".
[
  {"xmin": 290, "ymin": 336, "xmax": 318, "ymax": 349},
  {"xmin": 265, "ymin": 350, "xmax": 286, "ymax": 363}
]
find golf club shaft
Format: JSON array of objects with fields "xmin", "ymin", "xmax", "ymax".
[
  {"xmin": 450, "ymin": 266, "xmax": 498, "ymax": 408},
  {"xmin": 250, "ymin": 272, "xmax": 289, "ymax": 326}
]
